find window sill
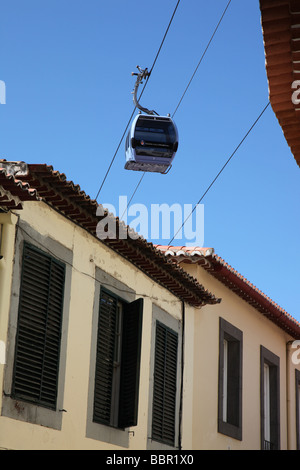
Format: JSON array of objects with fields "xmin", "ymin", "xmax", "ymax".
[
  {"xmin": 86, "ymin": 418, "xmax": 129, "ymax": 447},
  {"xmin": 1, "ymin": 395, "xmax": 63, "ymax": 430},
  {"xmin": 218, "ymin": 419, "xmax": 242, "ymax": 441}
]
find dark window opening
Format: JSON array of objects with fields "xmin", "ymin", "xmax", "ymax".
[
  {"xmin": 135, "ymin": 119, "xmax": 176, "ymax": 145},
  {"xmin": 218, "ymin": 317, "xmax": 243, "ymax": 441},
  {"xmin": 260, "ymin": 346, "xmax": 280, "ymax": 450},
  {"xmin": 93, "ymin": 288, "xmax": 143, "ymax": 429}
]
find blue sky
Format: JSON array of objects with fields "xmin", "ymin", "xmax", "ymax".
[{"xmin": 1, "ymin": 0, "xmax": 300, "ymax": 321}]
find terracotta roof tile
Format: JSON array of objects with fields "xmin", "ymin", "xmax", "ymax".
[
  {"xmin": 0, "ymin": 161, "xmax": 40, "ymax": 209},
  {"xmin": 13, "ymin": 163, "xmax": 220, "ymax": 308},
  {"xmin": 156, "ymin": 245, "xmax": 300, "ymax": 339},
  {"xmin": 260, "ymin": 0, "xmax": 300, "ymax": 167}
]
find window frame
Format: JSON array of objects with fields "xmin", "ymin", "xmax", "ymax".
[
  {"xmin": 11, "ymin": 241, "xmax": 66, "ymax": 409},
  {"xmin": 92, "ymin": 286, "xmax": 143, "ymax": 431},
  {"xmin": 147, "ymin": 305, "xmax": 182, "ymax": 450},
  {"xmin": 2, "ymin": 224, "xmax": 72, "ymax": 430},
  {"xmin": 218, "ymin": 317, "xmax": 243, "ymax": 441},
  {"xmin": 151, "ymin": 320, "xmax": 178, "ymax": 447},
  {"xmin": 260, "ymin": 345, "xmax": 280, "ymax": 450}
]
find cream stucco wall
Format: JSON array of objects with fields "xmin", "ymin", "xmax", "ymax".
[
  {"xmin": 181, "ymin": 262, "xmax": 300, "ymax": 450},
  {"xmin": 0, "ymin": 203, "xmax": 190, "ymax": 450},
  {"xmin": 1, "ymin": 203, "xmax": 299, "ymax": 450},
  {"xmin": 0, "ymin": 211, "xmax": 18, "ymax": 436}
]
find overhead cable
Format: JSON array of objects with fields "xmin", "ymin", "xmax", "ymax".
[
  {"xmin": 123, "ymin": 0, "xmax": 232, "ymax": 216},
  {"xmin": 94, "ymin": 0, "xmax": 181, "ymax": 201},
  {"xmin": 168, "ymin": 101, "xmax": 271, "ymax": 244}
]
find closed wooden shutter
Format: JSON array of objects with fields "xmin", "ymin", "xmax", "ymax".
[
  {"xmin": 12, "ymin": 242, "xmax": 65, "ymax": 409},
  {"xmin": 118, "ymin": 298, "xmax": 143, "ymax": 428},
  {"xmin": 94, "ymin": 290, "xmax": 143, "ymax": 428},
  {"xmin": 93, "ymin": 290, "xmax": 117, "ymax": 425},
  {"xmin": 152, "ymin": 321, "xmax": 178, "ymax": 446}
]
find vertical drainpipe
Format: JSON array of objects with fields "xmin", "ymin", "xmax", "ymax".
[
  {"xmin": 286, "ymin": 340, "xmax": 294, "ymax": 450},
  {"xmin": 178, "ymin": 300, "xmax": 185, "ymax": 451}
]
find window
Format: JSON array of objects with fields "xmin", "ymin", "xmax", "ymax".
[
  {"xmin": 260, "ymin": 346, "xmax": 280, "ymax": 450},
  {"xmin": 135, "ymin": 118, "xmax": 176, "ymax": 145},
  {"xmin": 218, "ymin": 317, "xmax": 243, "ymax": 440},
  {"xmin": 296, "ymin": 370, "xmax": 300, "ymax": 450},
  {"xmin": 151, "ymin": 321, "xmax": 178, "ymax": 447},
  {"xmin": 12, "ymin": 242, "xmax": 65, "ymax": 409},
  {"xmin": 93, "ymin": 288, "xmax": 143, "ymax": 429}
]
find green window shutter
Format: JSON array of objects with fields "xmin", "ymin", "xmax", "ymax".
[
  {"xmin": 93, "ymin": 290, "xmax": 117, "ymax": 425},
  {"xmin": 118, "ymin": 298, "xmax": 143, "ymax": 428},
  {"xmin": 152, "ymin": 321, "xmax": 178, "ymax": 446},
  {"xmin": 12, "ymin": 242, "xmax": 65, "ymax": 409}
]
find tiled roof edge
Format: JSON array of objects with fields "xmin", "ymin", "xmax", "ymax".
[
  {"xmin": 156, "ymin": 244, "xmax": 300, "ymax": 339},
  {"xmin": 13, "ymin": 163, "xmax": 221, "ymax": 308}
]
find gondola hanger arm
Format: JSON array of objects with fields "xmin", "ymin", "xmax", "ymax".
[{"xmin": 131, "ymin": 66, "xmax": 158, "ymax": 115}]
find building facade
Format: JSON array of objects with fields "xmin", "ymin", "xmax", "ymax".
[
  {"xmin": 0, "ymin": 161, "xmax": 299, "ymax": 450},
  {"xmin": 156, "ymin": 246, "xmax": 300, "ymax": 450},
  {"xmin": 0, "ymin": 161, "xmax": 219, "ymax": 450}
]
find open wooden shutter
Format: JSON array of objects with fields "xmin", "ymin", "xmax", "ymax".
[
  {"xmin": 12, "ymin": 242, "xmax": 65, "ymax": 409},
  {"xmin": 152, "ymin": 321, "xmax": 178, "ymax": 446},
  {"xmin": 93, "ymin": 289, "xmax": 117, "ymax": 425},
  {"xmin": 118, "ymin": 298, "xmax": 143, "ymax": 428}
]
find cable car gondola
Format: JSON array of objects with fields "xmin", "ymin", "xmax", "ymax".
[
  {"xmin": 125, "ymin": 113, "xmax": 178, "ymax": 174},
  {"xmin": 124, "ymin": 66, "xmax": 179, "ymax": 174}
]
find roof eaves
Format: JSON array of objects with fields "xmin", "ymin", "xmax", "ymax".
[
  {"xmin": 16, "ymin": 164, "xmax": 220, "ymax": 308},
  {"xmin": 156, "ymin": 245, "xmax": 300, "ymax": 339},
  {"xmin": 0, "ymin": 162, "xmax": 40, "ymax": 209},
  {"xmin": 260, "ymin": 0, "xmax": 300, "ymax": 167}
]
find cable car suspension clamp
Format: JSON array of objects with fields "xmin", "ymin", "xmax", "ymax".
[{"xmin": 131, "ymin": 66, "xmax": 157, "ymax": 115}]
